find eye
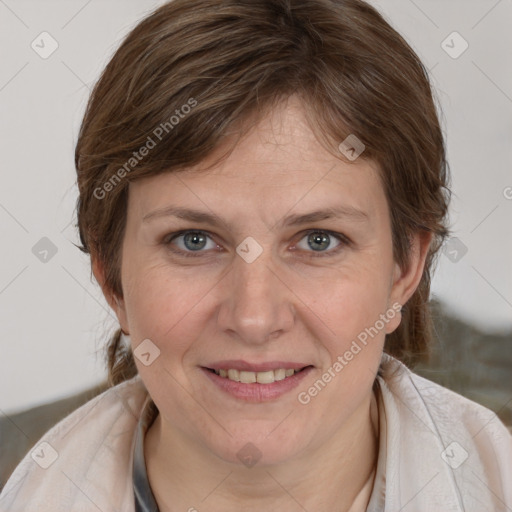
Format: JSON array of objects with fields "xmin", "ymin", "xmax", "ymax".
[
  {"xmin": 164, "ymin": 230, "xmax": 219, "ymax": 257},
  {"xmin": 163, "ymin": 229, "xmax": 349, "ymax": 259},
  {"xmin": 294, "ymin": 230, "xmax": 348, "ymax": 256}
]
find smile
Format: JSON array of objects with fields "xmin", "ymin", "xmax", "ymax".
[
  {"xmin": 201, "ymin": 365, "xmax": 314, "ymax": 402},
  {"xmin": 210, "ymin": 367, "xmax": 304, "ymax": 384}
]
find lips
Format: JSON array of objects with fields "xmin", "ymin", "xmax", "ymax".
[
  {"xmin": 201, "ymin": 364, "xmax": 314, "ymax": 402},
  {"xmin": 200, "ymin": 360, "xmax": 314, "ymax": 402}
]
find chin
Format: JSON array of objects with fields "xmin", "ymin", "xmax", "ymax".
[{"xmin": 206, "ymin": 424, "xmax": 306, "ymax": 468}]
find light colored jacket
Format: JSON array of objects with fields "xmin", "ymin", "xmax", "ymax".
[{"xmin": 1, "ymin": 354, "xmax": 511, "ymax": 511}]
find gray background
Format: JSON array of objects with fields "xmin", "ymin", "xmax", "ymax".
[{"xmin": 0, "ymin": 0, "xmax": 511, "ymax": 413}]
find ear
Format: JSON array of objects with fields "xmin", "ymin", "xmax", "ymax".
[
  {"xmin": 91, "ymin": 254, "xmax": 130, "ymax": 334},
  {"xmin": 385, "ymin": 230, "xmax": 432, "ymax": 334}
]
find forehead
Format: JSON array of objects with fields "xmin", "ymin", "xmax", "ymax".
[{"xmin": 128, "ymin": 96, "xmax": 386, "ymax": 222}]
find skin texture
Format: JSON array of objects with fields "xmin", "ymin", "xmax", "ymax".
[{"xmin": 94, "ymin": 95, "xmax": 431, "ymax": 511}]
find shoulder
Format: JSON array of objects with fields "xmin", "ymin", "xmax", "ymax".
[
  {"xmin": 0, "ymin": 375, "xmax": 148, "ymax": 512},
  {"xmin": 379, "ymin": 353, "xmax": 511, "ymax": 440},
  {"xmin": 376, "ymin": 353, "xmax": 512, "ymax": 510}
]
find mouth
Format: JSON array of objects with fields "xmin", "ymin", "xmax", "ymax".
[
  {"xmin": 204, "ymin": 366, "xmax": 312, "ymax": 384},
  {"xmin": 200, "ymin": 362, "xmax": 314, "ymax": 402}
]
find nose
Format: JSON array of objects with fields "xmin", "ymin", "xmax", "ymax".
[{"xmin": 216, "ymin": 244, "xmax": 295, "ymax": 346}]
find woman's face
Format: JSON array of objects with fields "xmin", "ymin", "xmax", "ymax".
[{"xmin": 106, "ymin": 96, "xmax": 426, "ymax": 466}]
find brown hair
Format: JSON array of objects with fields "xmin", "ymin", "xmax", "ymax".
[{"xmin": 75, "ymin": 0, "xmax": 450, "ymax": 386}]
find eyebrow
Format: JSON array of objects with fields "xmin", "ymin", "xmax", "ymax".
[{"xmin": 142, "ymin": 205, "xmax": 369, "ymax": 228}]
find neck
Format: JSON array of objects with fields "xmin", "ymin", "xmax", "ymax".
[{"xmin": 145, "ymin": 390, "xmax": 379, "ymax": 512}]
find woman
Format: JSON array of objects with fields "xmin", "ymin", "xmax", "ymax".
[{"xmin": 1, "ymin": 0, "xmax": 510, "ymax": 510}]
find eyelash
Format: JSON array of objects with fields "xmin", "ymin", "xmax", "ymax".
[{"xmin": 162, "ymin": 229, "xmax": 351, "ymax": 259}]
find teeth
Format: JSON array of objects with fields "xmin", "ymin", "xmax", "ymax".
[
  {"xmin": 239, "ymin": 371, "xmax": 257, "ymax": 383},
  {"xmin": 227, "ymin": 369, "xmax": 240, "ymax": 382},
  {"xmin": 256, "ymin": 371, "xmax": 275, "ymax": 384},
  {"xmin": 213, "ymin": 368, "xmax": 303, "ymax": 384},
  {"xmin": 274, "ymin": 368, "xmax": 286, "ymax": 381}
]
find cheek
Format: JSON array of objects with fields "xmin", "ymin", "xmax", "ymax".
[
  {"xmin": 121, "ymin": 261, "xmax": 210, "ymax": 351},
  {"xmin": 312, "ymin": 262, "xmax": 392, "ymax": 335},
  {"xmin": 123, "ymin": 266, "xmax": 211, "ymax": 405},
  {"xmin": 295, "ymin": 273, "xmax": 389, "ymax": 422},
  {"xmin": 302, "ymin": 260, "xmax": 393, "ymax": 392}
]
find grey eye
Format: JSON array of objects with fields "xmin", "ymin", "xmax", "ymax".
[
  {"xmin": 296, "ymin": 231, "xmax": 341, "ymax": 252},
  {"xmin": 170, "ymin": 231, "xmax": 216, "ymax": 252},
  {"xmin": 182, "ymin": 231, "xmax": 208, "ymax": 251}
]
